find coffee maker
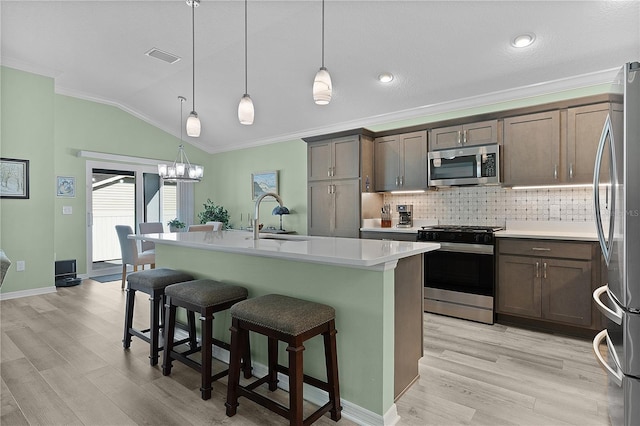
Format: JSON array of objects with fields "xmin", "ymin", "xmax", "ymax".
[{"xmin": 396, "ymin": 204, "xmax": 413, "ymax": 228}]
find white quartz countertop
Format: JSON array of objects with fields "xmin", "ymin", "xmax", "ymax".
[
  {"xmin": 131, "ymin": 231, "xmax": 439, "ymax": 270},
  {"xmin": 496, "ymin": 220, "xmax": 599, "ymax": 241}
]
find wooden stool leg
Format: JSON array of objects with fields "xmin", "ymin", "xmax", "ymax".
[
  {"xmin": 242, "ymin": 331, "xmax": 253, "ymax": 379},
  {"xmin": 324, "ymin": 320, "xmax": 341, "ymax": 421},
  {"xmin": 267, "ymin": 337, "xmax": 279, "ymax": 391},
  {"xmin": 287, "ymin": 342, "xmax": 305, "ymax": 426},
  {"xmin": 187, "ymin": 310, "xmax": 198, "ymax": 349},
  {"xmin": 225, "ymin": 318, "xmax": 243, "ymax": 417},
  {"xmin": 200, "ymin": 310, "xmax": 213, "ymax": 400},
  {"xmin": 162, "ymin": 299, "xmax": 176, "ymax": 376},
  {"xmin": 149, "ymin": 291, "xmax": 161, "ymax": 366},
  {"xmin": 122, "ymin": 288, "xmax": 135, "ymax": 349}
]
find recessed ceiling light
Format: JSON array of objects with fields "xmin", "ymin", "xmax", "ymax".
[
  {"xmin": 511, "ymin": 33, "xmax": 535, "ymax": 48},
  {"xmin": 378, "ymin": 72, "xmax": 394, "ymax": 83}
]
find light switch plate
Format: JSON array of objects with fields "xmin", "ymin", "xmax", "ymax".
[
  {"xmin": 16, "ymin": 260, "xmax": 25, "ymax": 271},
  {"xmin": 63, "ymin": 206, "xmax": 73, "ymax": 215},
  {"xmin": 549, "ymin": 204, "xmax": 561, "ymax": 220}
]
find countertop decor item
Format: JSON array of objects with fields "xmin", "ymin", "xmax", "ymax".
[
  {"xmin": 0, "ymin": 158, "xmax": 29, "ymax": 199},
  {"xmin": 271, "ymin": 205, "xmax": 290, "ymax": 231},
  {"xmin": 158, "ymin": 96, "xmax": 204, "ymax": 182}
]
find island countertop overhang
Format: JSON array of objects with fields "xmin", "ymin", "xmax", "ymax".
[{"xmin": 130, "ymin": 231, "xmax": 440, "ymax": 270}]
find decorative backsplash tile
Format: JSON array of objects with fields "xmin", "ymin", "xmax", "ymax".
[{"xmin": 384, "ymin": 186, "xmax": 594, "ymax": 226}]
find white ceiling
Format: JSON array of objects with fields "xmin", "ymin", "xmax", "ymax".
[{"xmin": 2, "ymin": 1, "xmax": 639, "ymax": 154}]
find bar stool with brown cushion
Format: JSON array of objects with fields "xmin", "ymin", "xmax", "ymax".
[
  {"xmin": 123, "ymin": 268, "xmax": 197, "ymax": 366},
  {"xmin": 225, "ymin": 294, "xmax": 341, "ymax": 425},
  {"xmin": 162, "ymin": 279, "xmax": 252, "ymax": 400}
]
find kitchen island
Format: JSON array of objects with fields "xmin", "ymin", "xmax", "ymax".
[{"xmin": 131, "ymin": 230, "xmax": 439, "ymax": 425}]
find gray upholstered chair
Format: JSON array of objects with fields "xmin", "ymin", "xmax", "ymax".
[
  {"xmin": 139, "ymin": 222, "xmax": 164, "ymax": 252},
  {"xmin": 115, "ymin": 225, "xmax": 155, "ymax": 290},
  {"xmin": 0, "ymin": 250, "xmax": 11, "ymax": 288},
  {"xmin": 187, "ymin": 224, "xmax": 215, "ymax": 232}
]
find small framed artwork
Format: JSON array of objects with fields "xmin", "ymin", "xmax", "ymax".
[
  {"xmin": 56, "ymin": 176, "xmax": 76, "ymax": 197},
  {"xmin": 0, "ymin": 158, "xmax": 29, "ymax": 199},
  {"xmin": 251, "ymin": 170, "xmax": 278, "ymax": 200}
]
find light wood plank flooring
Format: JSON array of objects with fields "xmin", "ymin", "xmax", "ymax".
[{"xmin": 1, "ymin": 279, "xmax": 610, "ymax": 425}]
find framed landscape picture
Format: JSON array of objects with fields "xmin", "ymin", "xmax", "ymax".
[
  {"xmin": 0, "ymin": 158, "xmax": 29, "ymax": 199},
  {"xmin": 251, "ymin": 170, "xmax": 278, "ymax": 200}
]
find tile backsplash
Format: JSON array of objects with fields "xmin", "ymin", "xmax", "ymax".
[{"xmin": 384, "ymin": 186, "xmax": 594, "ymax": 227}]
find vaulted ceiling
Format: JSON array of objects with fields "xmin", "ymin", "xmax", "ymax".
[{"xmin": 2, "ymin": 1, "xmax": 639, "ymax": 153}]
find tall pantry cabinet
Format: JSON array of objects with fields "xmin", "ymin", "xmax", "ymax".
[{"xmin": 305, "ymin": 132, "xmax": 374, "ymax": 238}]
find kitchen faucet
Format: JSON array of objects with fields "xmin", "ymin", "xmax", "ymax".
[{"xmin": 253, "ymin": 192, "xmax": 284, "ymax": 240}]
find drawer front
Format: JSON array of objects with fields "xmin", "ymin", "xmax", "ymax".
[{"xmin": 497, "ymin": 239, "xmax": 593, "ymax": 260}]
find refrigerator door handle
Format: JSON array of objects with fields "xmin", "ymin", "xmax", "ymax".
[
  {"xmin": 592, "ymin": 113, "xmax": 614, "ymax": 265},
  {"xmin": 593, "ymin": 285, "xmax": 623, "ymax": 325},
  {"xmin": 592, "ymin": 329, "xmax": 624, "ymax": 387}
]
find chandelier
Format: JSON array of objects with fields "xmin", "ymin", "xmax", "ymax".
[{"xmin": 158, "ymin": 96, "xmax": 204, "ymax": 182}]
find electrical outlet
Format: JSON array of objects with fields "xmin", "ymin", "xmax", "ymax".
[
  {"xmin": 16, "ymin": 260, "xmax": 25, "ymax": 272},
  {"xmin": 549, "ymin": 204, "xmax": 561, "ymax": 220},
  {"xmin": 63, "ymin": 206, "xmax": 73, "ymax": 215}
]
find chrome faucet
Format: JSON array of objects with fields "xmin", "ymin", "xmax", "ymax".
[{"xmin": 253, "ymin": 192, "xmax": 284, "ymax": 240}]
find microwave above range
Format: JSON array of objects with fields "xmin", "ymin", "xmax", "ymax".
[{"xmin": 427, "ymin": 144, "xmax": 500, "ymax": 187}]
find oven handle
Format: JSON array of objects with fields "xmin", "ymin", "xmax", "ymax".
[
  {"xmin": 436, "ymin": 242, "xmax": 494, "ymax": 255},
  {"xmin": 592, "ymin": 329, "xmax": 624, "ymax": 387}
]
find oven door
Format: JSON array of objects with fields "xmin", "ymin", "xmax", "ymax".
[{"xmin": 424, "ymin": 243, "xmax": 494, "ymax": 296}]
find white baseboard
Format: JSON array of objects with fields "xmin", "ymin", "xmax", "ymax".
[
  {"xmin": 212, "ymin": 346, "xmax": 395, "ymax": 426},
  {"xmin": 0, "ymin": 285, "xmax": 57, "ymax": 301}
]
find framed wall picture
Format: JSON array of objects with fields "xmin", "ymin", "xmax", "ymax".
[
  {"xmin": 251, "ymin": 170, "xmax": 278, "ymax": 200},
  {"xmin": 56, "ymin": 176, "xmax": 76, "ymax": 197},
  {"xmin": 0, "ymin": 158, "xmax": 29, "ymax": 199}
]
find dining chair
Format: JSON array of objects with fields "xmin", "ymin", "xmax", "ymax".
[
  {"xmin": 139, "ymin": 222, "xmax": 164, "ymax": 252},
  {"xmin": 187, "ymin": 224, "xmax": 215, "ymax": 232},
  {"xmin": 115, "ymin": 225, "xmax": 156, "ymax": 290},
  {"xmin": 205, "ymin": 221, "xmax": 223, "ymax": 231}
]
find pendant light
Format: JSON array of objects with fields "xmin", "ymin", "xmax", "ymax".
[
  {"xmin": 186, "ymin": 0, "xmax": 201, "ymax": 137},
  {"xmin": 158, "ymin": 96, "xmax": 204, "ymax": 182},
  {"xmin": 238, "ymin": 0, "xmax": 254, "ymax": 125},
  {"xmin": 313, "ymin": 0, "xmax": 332, "ymax": 105}
]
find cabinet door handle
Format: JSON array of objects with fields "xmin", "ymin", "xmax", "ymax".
[
  {"xmin": 327, "ymin": 168, "xmax": 331, "ymax": 177},
  {"xmin": 457, "ymin": 130, "xmax": 462, "ymax": 145},
  {"xmin": 327, "ymin": 185, "xmax": 331, "ymax": 194},
  {"xmin": 463, "ymin": 130, "xmax": 468, "ymax": 145},
  {"xmin": 399, "ymin": 175, "xmax": 404, "ymax": 186},
  {"xmin": 532, "ymin": 247, "xmax": 551, "ymax": 251},
  {"xmin": 554, "ymin": 164, "xmax": 558, "ymax": 180},
  {"xmin": 536, "ymin": 261, "xmax": 540, "ymax": 278},
  {"xmin": 543, "ymin": 262, "xmax": 547, "ymax": 279},
  {"xmin": 569, "ymin": 163, "xmax": 574, "ymax": 179},
  {"xmin": 395, "ymin": 176, "xmax": 399, "ymax": 186}
]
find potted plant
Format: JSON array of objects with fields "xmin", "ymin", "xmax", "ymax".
[
  {"xmin": 197, "ymin": 199, "xmax": 230, "ymax": 229},
  {"xmin": 167, "ymin": 218, "xmax": 186, "ymax": 232}
]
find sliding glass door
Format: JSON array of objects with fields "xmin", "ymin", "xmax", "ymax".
[{"xmin": 86, "ymin": 161, "xmax": 174, "ymax": 277}]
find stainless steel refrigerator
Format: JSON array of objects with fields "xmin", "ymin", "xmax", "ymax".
[{"xmin": 593, "ymin": 61, "xmax": 640, "ymax": 426}]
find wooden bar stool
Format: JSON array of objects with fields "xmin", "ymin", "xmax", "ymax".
[
  {"xmin": 225, "ymin": 294, "xmax": 341, "ymax": 426},
  {"xmin": 162, "ymin": 279, "xmax": 251, "ymax": 400},
  {"xmin": 122, "ymin": 268, "xmax": 196, "ymax": 366}
]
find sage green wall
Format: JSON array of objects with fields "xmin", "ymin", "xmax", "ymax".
[
  {"xmin": 0, "ymin": 67, "xmax": 55, "ymax": 294},
  {"xmin": 1, "ymin": 66, "xmax": 211, "ymax": 294},
  {"xmin": 206, "ymin": 141, "xmax": 308, "ymax": 234}
]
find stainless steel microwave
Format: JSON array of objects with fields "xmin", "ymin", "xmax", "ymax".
[{"xmin": 428, "ymin": 144, "xmax": 500, "ymax": 187}]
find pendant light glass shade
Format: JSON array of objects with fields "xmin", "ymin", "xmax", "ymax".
[
  {"xmin": 186, "ymin": 111, "xmax": 201, "ymax": 137},
  {"xmin": 313, "ymin": 67, "xmax": 332, "ymax": 105},
  {"xmin": 238, "ymin": 94, "xmax": 254, "ymax": 125}
]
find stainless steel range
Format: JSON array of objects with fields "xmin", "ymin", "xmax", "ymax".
[{"xmin": 417, "ymin": 225, "xmax": 503, "ymax": 324}]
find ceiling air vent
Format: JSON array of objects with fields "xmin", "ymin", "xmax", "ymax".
[{"xmin": 144, "ymin": 48, "xmax": 181, "ymax": 64}]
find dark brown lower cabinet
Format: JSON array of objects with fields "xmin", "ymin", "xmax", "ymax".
[{"xmin": 497, "ymin": 239, "xmax": 600, "ymax": 332}]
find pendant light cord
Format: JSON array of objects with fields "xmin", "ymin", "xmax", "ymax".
[
  {"xmin": 321, "ymin": 0, "xmax": 325, "ymax": 68},
  {"xmin": 191, "ymin": 1, "xmax": 196, "ymax": 112},
  {"xmin": 244, "ymin": 0, "xmax": 248, "ymax": 94}
]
